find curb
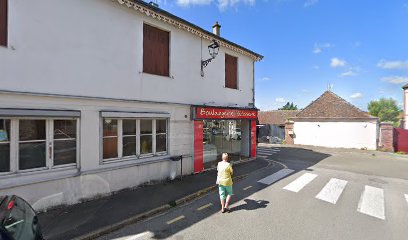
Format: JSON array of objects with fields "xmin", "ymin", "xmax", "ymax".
[
  {"xmin": 74, "ymin": 159, "xmax": 271, "ymax": 240},
  {"xmin": 73, "ymin": 204, "xmax": 171, "ymax": 240}
]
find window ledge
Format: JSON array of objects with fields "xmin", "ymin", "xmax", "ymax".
[
  {"xmin": 142, "ymin": 72, "xmax": 174, "ymax": 80},
  {"xmin": 0, "ymin": 166, "xmax": 79, "ymax": 189},
  {"xmin": 224, "ymin": 86, "xmax": 240, "ymax": 91},
  {"xmin": 84, "ymin": 154, "xmax": 174, "ymax": 175}
]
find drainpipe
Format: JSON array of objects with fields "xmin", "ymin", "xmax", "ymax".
[{"xmin": 252, "ymin": 61, "xmax": 255, "ymax": 108}]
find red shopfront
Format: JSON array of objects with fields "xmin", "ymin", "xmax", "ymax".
[{"xmin": 192, "ymin": 106, "xmax": 258, "ymax": 173}]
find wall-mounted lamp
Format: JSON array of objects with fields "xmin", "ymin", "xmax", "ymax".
[{"xmin": 201, "ymin": 40, "xmax": 220, "ymax": 77}]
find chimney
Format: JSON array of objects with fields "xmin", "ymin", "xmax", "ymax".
[{"xmin": 212, "ymin": 21, "xmax": 221, "ymax": 36}]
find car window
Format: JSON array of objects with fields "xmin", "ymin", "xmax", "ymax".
[{"xmin": 2, "ymin": 197, "xmax": 37, "ymax": 240}]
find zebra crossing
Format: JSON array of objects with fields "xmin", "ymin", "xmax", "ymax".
[
  {"xmin": 357, "ymin": 186, "xmax": 385, "ymax": 220},
  {"xmin": 258, "ymin": 170, "xmax": 408, "ymax": 220},
  {"xmin": 257, "ymin": 147, "xmax": 280, "ymax": 158},
  {"xmin": 282, "ymin": 173, "xmax": 317, "ymax": 193},
  {"xmin": 315, "ymin": 178, "xmax": 348, "ymax": 204}
]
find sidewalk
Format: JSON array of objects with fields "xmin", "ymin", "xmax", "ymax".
[{"xmin": 38, "ymin": 158, "xmax": 269, "ymax": 240}]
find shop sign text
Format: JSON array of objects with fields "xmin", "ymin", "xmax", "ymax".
[{"xmin": 195, "ymin": 107, "xmax": 257, "ymax": 119}]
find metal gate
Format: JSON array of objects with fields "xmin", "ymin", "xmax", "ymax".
[
  {"xmin": 257, "ymin": 124, "xmax": 285, "ymax": 143},
  {"xmin": 394, "ymin": 128, "xmax": 408, "ymax": 153}
]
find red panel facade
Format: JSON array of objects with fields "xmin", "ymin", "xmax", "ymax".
[
  {"xmin": 251, "ymin": 120, "xmax": 257, "ymax": 158},
  {"xmin": 394, "ymin": 128, "xmax": 408, "ymax": 153},
  {"xmin": 194, "ymin": 120, "xmax": 204, "ymax": 173}
]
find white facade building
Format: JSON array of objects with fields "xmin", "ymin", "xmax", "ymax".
[
  {"xmin": 0, "ymin": 0, "xmax": 262, "ymax": 210},
  {"xmin": 291, "ymin": 91, "xmax": 379, "ymax": 150}
]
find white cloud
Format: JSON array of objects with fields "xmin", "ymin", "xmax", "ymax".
[
  {"xmin": 176, "ymin": 0, "xmax": 212, "ymax": 6},
  {"xmin": 350, "ymin": 92, "xmax": 363, "ymax": 99},
  {"xmin": 260, "ymin": 77, "xmax": 272, "ymax": 81},
  {"xmin": 275, "ymin": 97, "xmax": 286, "ymax": 103},
  {"xmin": 218, "ymin": 0, "xmax": 256, "ymax": 10},
  {"xmin": 354, "ymin": 41, "xmax": 362, "ymax": 48},
  {"xmin": 339, "ymin": 70, "xmax": 357, "ymax": 77},
  {"xmin": 313, "ymin": 43, "xmax": 333, "ymax": 54},
  {"xmin": 313, "ymin": 65, "xmax": 320, "ymax": 70},
  {"xmin": 330, "ymin": 57, "xmax": 346, "ymax": 68},
  {"xmin": 377, "ymin": 59, "xmax": 408, "ymax": 70},
  {"xmin": 304, "ymin": 0, "xmax": 318, "ymax": 7},
  {"xmin": 378, "ymin": 88, "xmax": 386, "ymax": 94},
  {"xmin": 176, "ymin": 0, "xmax": 255, "ymax": 9},
  {"xmin": 381, "ymin": 76, "xmax": 408, "ymax": 84}
]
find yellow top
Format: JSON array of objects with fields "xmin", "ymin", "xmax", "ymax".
[{"xmin": 217, "ymin": 161, "xmax": 233, "ymax": 186}]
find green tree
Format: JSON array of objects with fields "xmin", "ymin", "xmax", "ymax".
[
  {"xmin": 279, "ymin": 102, "xmax": 298, "ymax": 110},
  {"xmin": 368, "ymin": 98, "xmax": 401, "ymax": 126}
]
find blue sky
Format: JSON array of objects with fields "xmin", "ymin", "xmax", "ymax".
[{"xmin": 153, "ymin": 0, "xmax": 408, "ymax": 111}]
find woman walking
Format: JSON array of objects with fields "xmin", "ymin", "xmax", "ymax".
[{"xmin": 216, "ymin": 153, "xmax": 233, "ymax": 213}]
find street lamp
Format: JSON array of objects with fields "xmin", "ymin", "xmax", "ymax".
[{"xmin": 201, "ymin": 40, "xmax": 220, "ymax": 77}]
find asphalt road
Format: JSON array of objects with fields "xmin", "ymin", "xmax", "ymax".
[{"xmin": 96, "ymin": 145, "xmax": 408, "ymax": 240}]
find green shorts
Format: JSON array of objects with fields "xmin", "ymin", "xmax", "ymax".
[{"xmin": 218, "ymin": 185, "xmax": 233, "ymax": 200}]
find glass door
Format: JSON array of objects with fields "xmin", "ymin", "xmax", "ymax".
[{"xmin": 203, "ymin": 120, "xmax": 242, "ymax": 169}]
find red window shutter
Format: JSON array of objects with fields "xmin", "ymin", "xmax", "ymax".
[
  {"xmin": 0, "ymin": 0, "xmax": 7, "ymax": 47},
  {"xmin": 225, "ymin": 54, "xmax": 238, "ymax": 89},
  {"xmin": 143, "ymin": 24, "xmax": 169, "ymax": 76}
]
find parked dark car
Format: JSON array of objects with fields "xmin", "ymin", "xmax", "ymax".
[{"xmin": 0, "ymin": 195, "xmax": 44, "ymax": 240}]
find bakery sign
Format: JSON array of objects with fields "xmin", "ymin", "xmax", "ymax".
[{"xmin": 193, "ymin": 107, "xmax": 258, "ymax": 120}]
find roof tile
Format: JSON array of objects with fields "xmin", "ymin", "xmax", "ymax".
[
  {"xmin": 295, "ymin": 91, "xmax": 374, "ymax": 119},
  {"xmin": 258, "ymin": 110, "xmax": 301, "ymax": 125}
]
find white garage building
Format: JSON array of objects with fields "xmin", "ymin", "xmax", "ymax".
[{"xmin": 291, "ymin": 91, "xmax": 379, "ymax": 150}]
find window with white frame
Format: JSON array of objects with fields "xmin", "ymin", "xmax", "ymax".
[
  {"xmin": 102, "ymin": 118, "xmax": 168, "ymax": 161},
  {"xmin": 0, "ymin": 119, "xmax": 10, "ymax": 172},
  {"xmin": 0, "ymin": 118, "xmax": 78, "ymax": 174}
]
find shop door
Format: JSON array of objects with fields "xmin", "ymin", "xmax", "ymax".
[{"xmin": 203, "ymin": 120, "xmax": 242, "ymax": 169}]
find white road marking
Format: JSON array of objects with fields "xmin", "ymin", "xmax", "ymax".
[
  {"xmin": 357, "ymin": 186, "xmax": 385, "ymax": 220},
  {"xmin": 405, "ymin": 194, "xmax": 408, "ymax": 206},
  {"xmin": 315, "ymin": 178, "xmax": 348, "ymax": 204},
  {"xmin": 257, "ymin": 150, "xmax": 275, "ymax": 153},
  {"xmin": 283, "ymin": 173, "xmax": 318, "ymax": 192},
  {"xmin": 113, "ymin": 231, "xmax": 155, "ymax": 240},
  {"xmin": 258, "ymin": 169, "xmax": 294, "ymax": 185},
  {"xmin": 243, "ymin": 186, "xmax": 253, "ymax": 190},
  {"xmin": 197, "ymin": 203, "xmax": 213, "ymax": 211},
  {"xmin": 166, "ymin": 215, "xmax": 185, "ymax": 225}
]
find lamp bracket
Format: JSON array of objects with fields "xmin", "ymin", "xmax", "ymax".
[{"xmin": 201, "ymin": 57, "xmax": 214, "ymax": 77}]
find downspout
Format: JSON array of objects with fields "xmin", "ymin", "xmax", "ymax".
[{"xmin": 252, "ymin": 61, "xmax": 255, "ymax": 107}]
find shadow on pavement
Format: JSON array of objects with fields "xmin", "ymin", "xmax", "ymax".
[
  {"xmin": 104, "ymin": 146, "xmax": 331, "ymax": 240},
  {"xmin": 229, "ymin": 199, "xmax": 269, "ymax": 212}
]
